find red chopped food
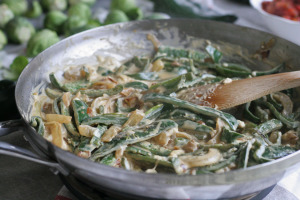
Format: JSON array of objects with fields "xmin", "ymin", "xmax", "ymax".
[{"xmin": 262, "ymin": 0, "xmax": 300, "ymax": 21}]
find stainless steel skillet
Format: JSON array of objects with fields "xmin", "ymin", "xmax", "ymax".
[{"xmin": 1, "ymin": 19, "xmax": 300, "ymax": 200}]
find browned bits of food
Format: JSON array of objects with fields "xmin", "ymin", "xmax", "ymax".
[{"xmin": 282, "ymin": 130, "xmax": 299, "ymax": 145}]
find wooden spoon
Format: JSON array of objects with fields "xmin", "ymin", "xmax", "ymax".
[{"xmin": 178, "ymin": 71, "xmax": 300, "ymax": 110}]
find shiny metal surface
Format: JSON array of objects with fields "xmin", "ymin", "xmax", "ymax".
[{"xmin": 6, "ymin": 19, "xmax": 300, "ymax": 199}]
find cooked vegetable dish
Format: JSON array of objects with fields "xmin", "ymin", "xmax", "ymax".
[{"xmin": 30, "ymin": 40, "xmax": 300, "ymax": 175}]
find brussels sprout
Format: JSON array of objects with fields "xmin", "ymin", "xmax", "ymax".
[
  {"xmin": 26, "ymin": 29, "xmax": 60, "ymax": 57},
  {"xmin": 68, "ymin": 2, "xmax": 91, "ymax": 21},
  {"xmin": 63, "ymin": 3, "xmax": 92, "ymax": 35},
  {"xmin": 40, "ymin": 0, "xmax": 67, "ymax": 12},
  {"xmin": 44, "ymin": 10, "xmax": 67, "ymax": 34},
  {"xmin": 126, "ymin": 7, "xmax": 143, "ymax": 20},
  {"xmin": 0, "ymin": 4, "xmax": 14, "ymax": 28},
  {"xmin": 68, "ymin": 18, "xmax": 101, "ymax": 35},
  {"xmin": 0, "ymin": 29, "xmax": 7, "ymax": 50},
  {"xmin": 104, "ymin": 10, "xmax": 129, "ymax": 25},
  {"xmin": 5, "ymin": 17, "xmax": 36, "ymax": 44},
  {"xmin": 68, "ymin": 0, "xmax": 96, "ymax": 6},
  {"xmin": 85, "ymin": 19, "xmax": 101, "ymax": 28},
  {"xmin": 144, "ymin": 12, "xmax": 171, "ymax": 20},
  {"xmin": 2, "ymin": 0, "xmax": 28, "ymax": 16},
  {"xmin": 63, "ymin": 16, "xmax": 87, "ymax": 36},
  {"xmin": 110, "ymin": 0, "xmax": 136, "ymax": 14},
  {"xmin": 25, "ymin": 0, "xmax": 42, "ymax": 18},
  {"xmin": 2, "ymin": 55, "xmax": 28, "ymax": 81}
]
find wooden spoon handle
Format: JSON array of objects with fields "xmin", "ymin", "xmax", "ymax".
[{"xmin": 211, "ymin": 71, "xmax": 300, "ymax": 110}]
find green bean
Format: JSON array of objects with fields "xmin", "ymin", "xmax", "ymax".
[
  {"xmin": 45, "ymin": 87, "xmax": 63, "ymax": 99},
  {"xmin": 270, "ymin": 92, "xmax": 293, "ymax": 117},
  {"xmin": 76, "ymin": 137, "xmax": 92, "ymax": 151},
  {"xmin": 254, "ymin": 106, "xmax": 269, "ymax": 122},
  {"xmin": 262, "ymin": 145, "xmax": 296, "ymax": 159},
  {"xmin": 30, "ymin": 116, "xmax": 45, "ymax": 136},
  {"xmin": 135, "ymin": 141, "xmax": 171, "ymax": 156},
  {"xmin": 176, "ymin": 119, "xmax": 213, "ymax": 140},
  {"xmin": 124, "ymin": 81, "xmax": 149, "ymax": 90},
  {"xmin": 97, "ymin": 125, "xmax": 107, "ymax": 138},
  {"xmin": 76, "ymin": 136, "xmax": 102, "ymax": 152},
  {"xmin": 159, "ymin": 109, "xmax": 203, "ymax": 122},
  {"xmin": 127, "ymin": 72, "xmax": 158, "ymax": 80},
  {"xmin": 237, "ymin": 141, "xmax": 253, "ymax": 168},
  {"xmin": 81, "ymin": 113, "xmax": 128, "ymax": 126},
  {"xmin": 143, "ymin": 93, "xmax": 238, "ymax": 130},
  {"xmin": 211, "ymin": 63, "xmax": 251, "ymax": 78},
  {"xmin": 156, "ymin": 46, "xmax": 207, "ymax": 62},
  {"xmin": 257, "ymin": 119, "xmax": 283, "ymax": 137},
  {"xmin": 49, "ymin": 73, "xmax": 90, "ymax": 93},
  {"xmin": 209, "ymin": 63, "xmax": 284, "ymax": 78},
  {"xmin": 52, "ymin": 96, "xmax": 61, "ymax": 114},
  {"xmin": 149, "ymin": 73, "xmax": 185, "ymax": 92},
  {"xmin": 244, "ymin": 102, "xmax": 260, "ymax": 124},
  {"xmin": 267, "ymin": 94, "xmax": 283, "ymax": 111},
  {"xmin": 125, "ymin": 146, "xmax": 152, "ymax": 156},
  {"xmin": 196, "ymin": 155, "xmax": 236, "ymax": 174},
  {"xmin": 198, "ymin": 144, "xmax": 235, "ymax": 152},
  {"xmin": 143, "ymin": 104, "xmax": 164, "ymax": 121},
  {"xmin": 126, "ymin": 152, "xmax": 173, "ymax": 168},
  {"xmin": 253, "ymin": 138, "xmax": 272, "ymax": 163},
  {"xmin": 149, "ymin": 72, "xmax": 213, "ymax": 94},
  {"xmin": 254, "ymin": 63, "xmax": 284, "ymax": 76},
  {"xmin": 49, "ymin": 73, "xmax": 64, "ymax": 91},
  {"xmin": 80, "ymin": 85, "xmax": 123, "ymax": 98},
  {"xmin": 221, "ymin": 128, "xmax": 244, "ymax": 143},
  {"xmin": 124, "ymin": 56, "xmax": 150, "ymax": 70},
  {"xmin": 72, "ymin": 99, "xmax": 89, "ymax": 127},
  {"xmin": 90, "ymin": 119, "xmax": 177, "ymax": 159},
  {"xmin": 205, "ymin": 44, "xmax": 222, "ymax": 63},
  {"xmin": 256, "ymin": 100, "xmax": 299, "ymax": 128},
  {"xmin": 63, "ymin": 80, "xmax": 91, "ymax": 93},
  {"xmin": 60, "ymin": 100, "xmax": 80, "ymax": 136},
  {"xmin": 99, "ymin": 153, "xmax": 118, "ymax": 166},
  {"xmin": 116, "ymin": 98, "xmax": 136, "ymax": 113},
  {"xmin": 121, "ymin": 157, "xmax": 131, "ymax": 170}
]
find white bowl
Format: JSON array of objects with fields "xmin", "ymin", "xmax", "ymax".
[{"xmin": 250, "ymin": 0, "xmax": 300, "ymax": 45}]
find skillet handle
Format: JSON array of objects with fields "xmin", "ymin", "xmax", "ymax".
[
  {"xmin": 0, "ymin": 119, "xmax": 69, "ymax": 176},
  {"xmin": 0, "ymin": 119, "xmax": 24, "ymax": 136}
]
